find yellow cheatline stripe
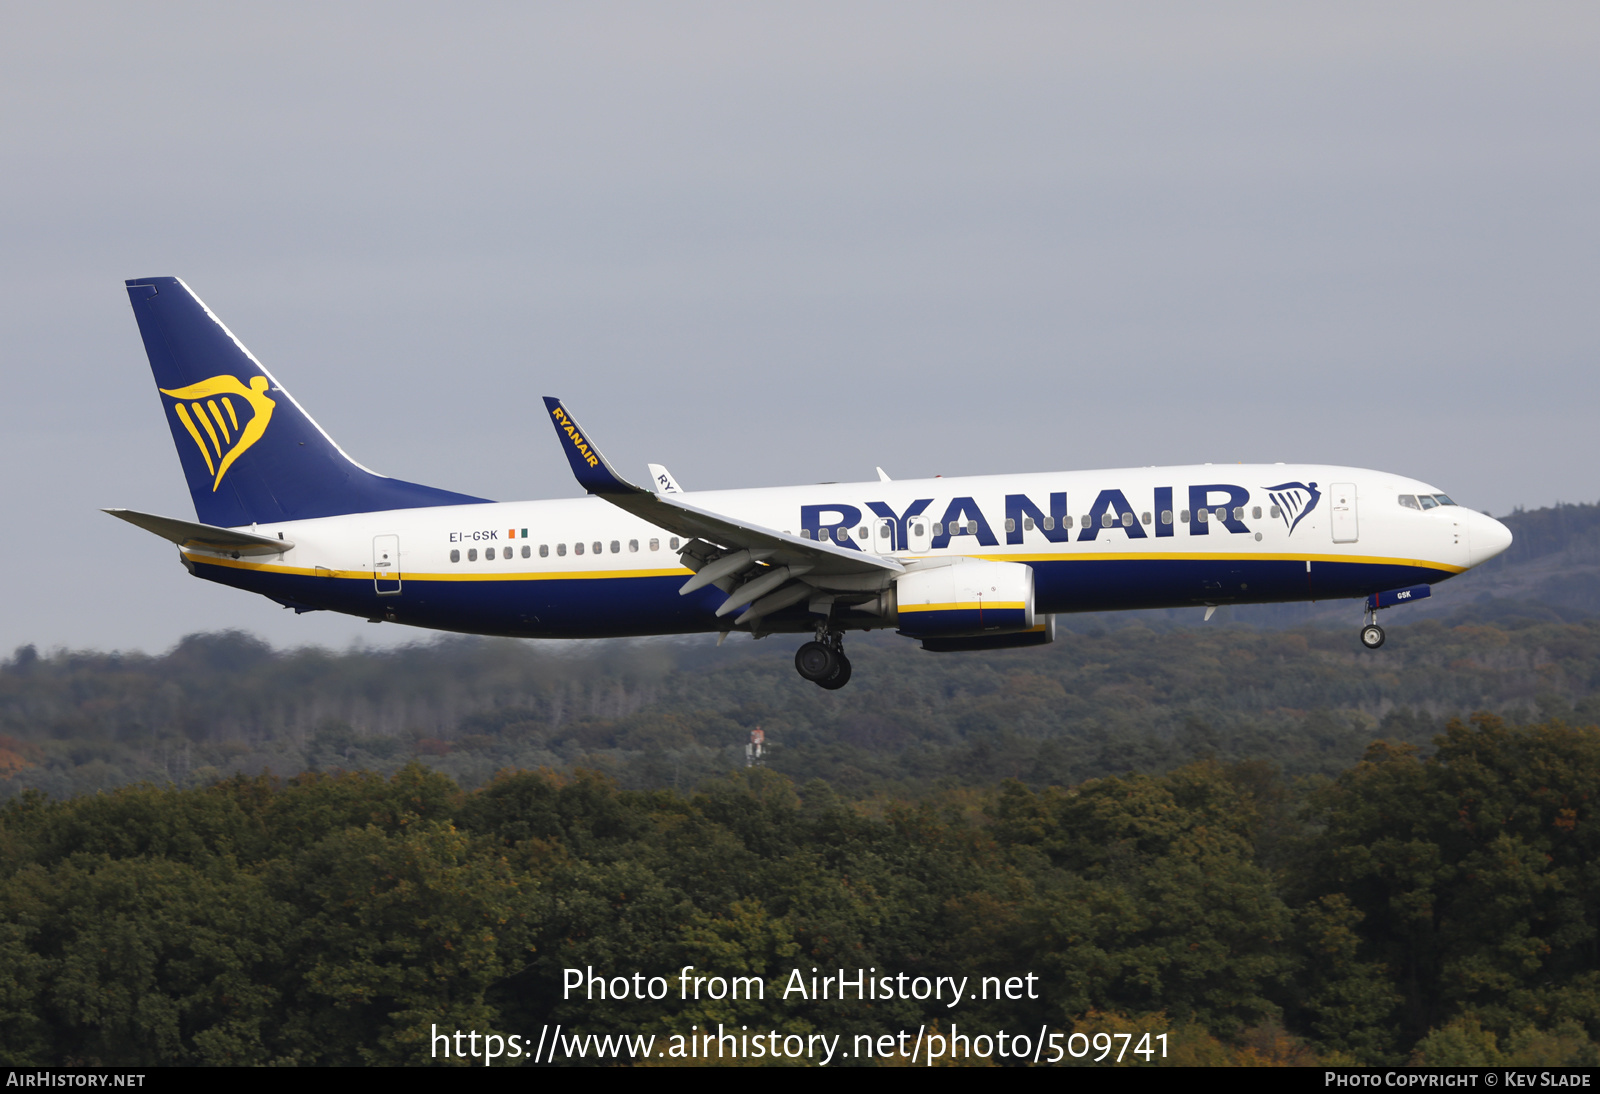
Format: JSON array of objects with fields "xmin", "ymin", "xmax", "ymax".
[
  {"xmin": 222, "ymin": 396, "xmax": 239, "ymax": 431},
  {"xmin": 188, "ymin": 550, "xmax": 1462, "ymax": 584},
  {"xmin": 192, "ymin": 401, "xmax": 223, "ymax": 456},
  {"xmin": 184, "ymin": 552, "xmax": 695, "ymax": 582},
  {"xmin": 207, "ymin": 400, "xmax": 231, "ymax": 443},
  {"xmin": 172, "ymin": 404, "xmax": 216, "ymax": 476},
  {"xmin": 976, "ymin": 551, "xmax": 1466, "ymax": 574},
  {"xmin": 900, "ymin": 601, "xmax": 1027, "ymax": 614}
]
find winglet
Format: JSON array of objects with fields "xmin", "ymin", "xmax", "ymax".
[
  {"xmin": 647, "ymin": 463, "xmax": 683, "ymax": 494},
  {"xmin": 542, "ymin": 397, "xmax": 647, "ymax": 496}
]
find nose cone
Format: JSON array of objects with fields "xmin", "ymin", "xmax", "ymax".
[{"xmin": 1465, "ymin": 510, "xmax": 1513, "ymax": 568}]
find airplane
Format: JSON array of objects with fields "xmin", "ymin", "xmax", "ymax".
[{"xmin": 109, "ymin": 277, "xmax": 1514, "ymax": 689}]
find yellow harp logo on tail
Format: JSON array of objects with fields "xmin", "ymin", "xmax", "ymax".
[{"xmin": 159, "ymin": 375, "xmax": 277, "ymax": 491}]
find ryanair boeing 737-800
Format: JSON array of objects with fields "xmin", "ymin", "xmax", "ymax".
[{"xmin": 109, "ymin": 277, "xmax": 1513, "ymax": 689}]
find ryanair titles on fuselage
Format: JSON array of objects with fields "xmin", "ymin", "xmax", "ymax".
[{"xmin": 800, "ymin": 478, "xmax": 1311, "ymax": 552}]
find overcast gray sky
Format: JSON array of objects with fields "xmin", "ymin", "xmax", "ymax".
[{"xmin": 3, "ymin": 3, "xmax": 1596, "ymax": 654}]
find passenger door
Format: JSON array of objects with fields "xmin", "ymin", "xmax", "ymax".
[
  {"xmin": 374, "ymin": 535, "xmax": 402, "ymax": 595},
  {"xmin": 1330, "ymin": 484, "xmax": 1358, "ymax": 544}
]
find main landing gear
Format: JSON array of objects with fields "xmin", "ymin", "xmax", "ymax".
[
  {"xmin": 795, "ymin": 629, "xmax": 852, "ymax": 690},
  {"xmin": 1360, "ymin": 601, "xmax": 1386, "ymax": 649}
]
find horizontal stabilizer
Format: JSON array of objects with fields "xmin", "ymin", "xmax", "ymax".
[{"xmin": 103, "ymin": 508, "xmax": 294, "ymax": 556}]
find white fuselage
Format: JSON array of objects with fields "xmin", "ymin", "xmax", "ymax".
[{"xmin": 178, "ymin": 463, "xmax": 1511, "ymax": 639}]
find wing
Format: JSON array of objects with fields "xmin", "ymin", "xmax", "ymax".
[{"xmin": 542, "ymin": 397, "xmax": 902, "ymax": 624}]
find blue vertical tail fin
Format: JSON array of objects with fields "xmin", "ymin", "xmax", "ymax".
[{"xmin": 125, "ymin": 277, "xmax": 488, "ymax": 527}]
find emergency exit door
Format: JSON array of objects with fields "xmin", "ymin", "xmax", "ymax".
[{"xmin": 873, "ymin": 519, "xmax": 895, "ymax": 554}]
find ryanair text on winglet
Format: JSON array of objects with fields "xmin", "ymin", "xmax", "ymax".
[{"xmin": 550, "ymin": 406, "xmax": 600, "ymax": 468}]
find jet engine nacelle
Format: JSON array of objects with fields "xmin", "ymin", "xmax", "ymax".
[{"xmin": 884, "ymin": 558, "xmax": 1036, "ymax": 638}]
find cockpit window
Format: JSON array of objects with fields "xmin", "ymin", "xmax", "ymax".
[
  {"xmin": 1433, "ymin": 494, "xmax": 1456, "ymax": 506},
  {"xmin": 1399, "ymin": 495, "xmax": 1421, "ymax": 510},
  {"xmin": 1418, "ymin": 494, "xmax": 1439, "ymax": 510}
]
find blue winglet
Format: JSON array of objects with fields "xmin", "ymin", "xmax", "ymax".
[{"xmin": 542, "ymin": 397, "xmax": 645, "ymax": 496}]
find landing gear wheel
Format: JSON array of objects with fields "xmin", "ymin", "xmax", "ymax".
[
  {"xmin": 817, "ymin": 653, "xmax": 853, "ymax": 690},
  {"xmin": 795, "ymin": 641, "xmax": 838, "ymax": 681},
  {"xmin": 1360, "ymin": 624, "xmax": 1386, "ymax": 650}
]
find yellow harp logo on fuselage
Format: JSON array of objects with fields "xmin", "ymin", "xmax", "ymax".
[{"xmin": 159, "ymin": 375, "xmax": 276, "ymax": 491}]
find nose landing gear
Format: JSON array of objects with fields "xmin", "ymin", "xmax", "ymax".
[
  {"xmin": 1359, "ymin": 584, "xmax": 1431, "ymax": 650},
  {"xmin": 795, "ymin": 629, "xmax": 852, "ymax": 690}
]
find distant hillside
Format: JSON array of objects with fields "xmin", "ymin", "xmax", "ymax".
[
  {"xmin": 1448, "ymin": 501, "xmax": 1600, "ymax": 613},
  {"xmin": 5, "ymin": 613, "xmax": 1599, "ymax": 801}
]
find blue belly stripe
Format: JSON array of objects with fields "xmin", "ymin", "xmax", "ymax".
[{"xmin": 188, "ymin": 554, "xmax": 1461, "ymax": 638}]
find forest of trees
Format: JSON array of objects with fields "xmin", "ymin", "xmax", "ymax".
[
  {"xmin": 2, "ymin": 502, "xmax": 1598, "ymax": 1065},
  {"xmin": 1, "ymin": 716, "xmax": 1596, "ymax": 1065}
]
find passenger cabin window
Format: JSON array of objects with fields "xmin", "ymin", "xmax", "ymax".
[
  {"xmin": 592, "ymin": 541, "xmax": 602, "ymax": 555},
  {"xmin": 1233, "ymin": 507, "xmax": 1244, "ymax": 521},
  {"xmin": 629, "ymin": 539, "xmax": 639, "ymax": 552},
  {"xmin": 557, "ymin": 543, "xmax": 567, "ymax": 557},
  {"xmin": 574, "ymin": 542, "xmax": 584, "ymax": 555},
  {"xmin": 540, "ymin": 544, "xmax": 549, "ymax": 557},
  {"xmin": 1180, "ymin": 510, "xmax": 1190, "ymax": 522},
  {"xmin": 1063, "ymin": 516, "xmax": 1073, "ymax": 529},
  {"xmin": 649, "ymin": 538, "xmax": 659, "ymax": 551},
  {"xmin": 468, "ymin": 548, "xmax": 478, "ymax": 561},
  {"xmin": 1399, "ymin": 495, "xmax": 1421, "ymax": 510},
  {"xmin": 932, "ymin": 522, "xmax": 943, "ymax": 536},
  {"xmin": 1270, "ymin": 505, "xmax": 1281, "ymax": 518},
  {"xmin": 610, "ymin": 540, "xmax": 620, "ymax": 554},
  {"xmin": 1141, "ymin": 511, "xmax": 1151, "ymax": 525},
  {"xmin": 857, "ymin": 527, "xmax": 868, "ymax": 540},
  {"xmin": 450, "ymin": 549, "xmax": 460, "ymax": 563},
  {"xmin": 522, "ymin": 545, "xmax": 531, "ymax": 558},
  {"xmin": 1043, "ymin": 516, "xmax": 1055, "ymax": 531},
  {"xmin": 1102, "ymin": 513, "xmax": 1114, "ymax": 528},
  {"xmin": 800, "ymin": 529, "xmax": 811, "ymax": 539},
  {"xmin": 1161, "ymin": 510, "xmax": 1173, "ymax": 525},
  {"xmin": 1197, "ymin": 509, "xmax": 1208, "ymax": 523},
  {"xmin": 670, "ymin": 538, "xmax": 681, "ymax": 550},
  {"xmin": 1005, "ymin": 518, "xmax": 1017, "ymax": 533},
  {"xmin": 485, "ymin": 547, "xmax": 495, "ymax": 560},
  {"xmin": 1252, "ymin": 506, "xmax": 1262, "ymax": 519}
]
